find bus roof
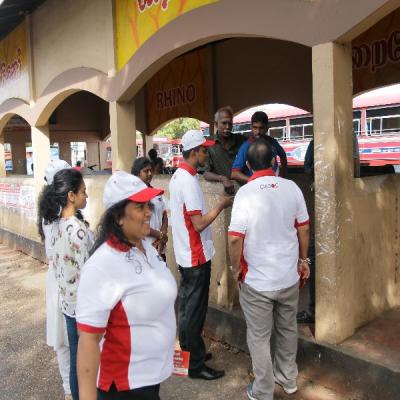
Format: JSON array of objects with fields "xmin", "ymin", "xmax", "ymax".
[{"xmin": 353, "ymin": 84, "xmax": 400, "ymax": 109}]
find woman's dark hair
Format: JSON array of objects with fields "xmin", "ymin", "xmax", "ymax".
[
  {"xmin": 90, "ymin": 199, "xmax": 132, "ymax": 255},
  {"xmin": 38, "ymin": 169, "xmax": 84, "ymax": 240},
  {"xmin": 131, "ymin": 157, "xmax": 153, "ymax": 176}
]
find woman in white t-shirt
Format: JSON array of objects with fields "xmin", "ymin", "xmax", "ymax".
[
  {"xmin": 76, "ymin": 171, "xmax": 177, "ymax": 400},
  {"xmin": 38, "ymin": 168, "xmax": 92, "ymax": 400},
  {"xmin": 131, "ymin": 157, "xmax": 168, "ymax": 259}
]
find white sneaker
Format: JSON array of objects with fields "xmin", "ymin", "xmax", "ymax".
[
  {"xmin": 275, "ymin": 380, "xmax": 298, "ymax": 395},
  {"xmin": 282, "ymin": 386, "xmax": 298, "ymax": 395}
]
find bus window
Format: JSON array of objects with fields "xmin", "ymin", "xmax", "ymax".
[
  {"xmin": 269, "ymin": 127, "xmax": 285, "ymax": 140},
  {"xmin": 353, "ymin": 119, "xmax": 361, "ymax": 135}
]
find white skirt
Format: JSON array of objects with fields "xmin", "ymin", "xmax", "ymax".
[{"xmin": 46, "ymin": 266, "xmax": 69, "ymax": 350}]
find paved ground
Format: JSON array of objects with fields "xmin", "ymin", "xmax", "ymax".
[{"xmin": 0, "ymin": 244, "xmax": 364, "ymax": 400}]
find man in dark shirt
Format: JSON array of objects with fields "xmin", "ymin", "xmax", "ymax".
[{"xmin": 204, "ymin": 106, "xmax": 246, "ymax": 194}]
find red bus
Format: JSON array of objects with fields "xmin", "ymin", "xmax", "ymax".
[
  {"xmin": 106, "ymin": 137, "xmax": 183, "ymax": 169},
  {"xmin": 106, "ymin": 85, "xmax": 400, "ymax": 171},
  {"xmin": 229, "ymin": 85, "xmax": 400, "ymax": 168}
]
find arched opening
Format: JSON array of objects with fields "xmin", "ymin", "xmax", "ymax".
[
  {"xmin": 2, "ymin": 114, "xmax": 32, "ymax": 175},
  {"xmin": 353, "ymin": 83, "xmax": 400, "ymax": 176},
  {"xmin": 44, "ymin": 91, "xmax": 110, "ymax": 173}
]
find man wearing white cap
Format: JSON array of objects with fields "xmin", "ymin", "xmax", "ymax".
[
  {"xmin": 42, "ymin": 159, "xmax": 73, "ymax": 400},
  {"xmin": 169, "ymin": 130, "xmax": 233, "ymax": 380}
]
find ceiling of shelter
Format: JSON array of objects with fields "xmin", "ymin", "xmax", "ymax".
[{"xmin": 0, "ymin": 0, "xmax": 45, "ymax": 40}]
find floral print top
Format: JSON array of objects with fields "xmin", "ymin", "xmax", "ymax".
[{"xmin": 49, "ymin": 216, "xmax": 92, "ymax": 317}]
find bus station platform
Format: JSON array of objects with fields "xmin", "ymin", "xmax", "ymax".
[
  {"xmin": 1, "ymin": 240, "xmax": 398, "ymax": 400},
  {"xmin": 205, "ymin": 300, "xmax": 400, "ymax": 400}
]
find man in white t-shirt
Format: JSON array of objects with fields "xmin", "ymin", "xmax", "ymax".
[
  {"xmin": 169, "ymin": 130, "xmax": 233, "ymax": 380},
  {"xmin": 228, "ymin": 138, "xmax": 310, "ymax": 400}
]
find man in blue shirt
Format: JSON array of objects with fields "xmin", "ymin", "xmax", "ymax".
[{"xmin": 231, "ymin": 111, "xmax": 288, "ymax": 185}]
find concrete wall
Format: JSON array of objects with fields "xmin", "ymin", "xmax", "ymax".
[
  {"xmin": 0, "ymin": 173, "xmax": 312, "ymax": 310},
  {"xmin": 32, "ymin": 0, "xmax": 115, "ymax": 98},
  {"xmin": 0, "ymin": 170, "xmax": 398, "ymax": 333},
  {"xmin": 336, "ymin": 175, "xmax": 400, "ymax": 333}
]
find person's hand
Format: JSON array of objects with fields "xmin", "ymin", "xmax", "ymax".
[
  {"xmin": 221, "ymin": 177, "xmax": 235, "ymax": 195},
  {"xmin": 298, "ymin": 259, "xmax": 310, "ymax": 279},
  {"xmin": 229, "ymin": 265, "xmax": 242, "ymax": 287},
  {"xmin": 219, "ymin": 194, "xmax": 234, "ymax": 209},
  {"xmin": 158, "ymin": 231, "xmax": 168, "ymax": 244},
  {"xmin": 153, "ymin": 239, "xmax": 165, "ymax": 255}
]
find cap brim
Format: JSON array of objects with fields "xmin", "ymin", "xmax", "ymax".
[
  {"xmin": 128, "ymin": 187, "xmax": 164, "ymax": 203},
  {"xmin": 202, "ymin": 139, "xmax": 215, "ymax": 147}
]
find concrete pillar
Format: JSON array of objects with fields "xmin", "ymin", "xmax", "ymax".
[
  {"xmin": 109, "ymin": 101, "xmax": 136, "ymax": 172},
  {"xmin": 0, "ymin": 136, "xmax": 5, "ymax": 177},
  {"xmin": 143, "ymin": 134, "xmax": 153, "ymax": 158},
  {"xmin": 99, "ymin": 141, "xmax": 108, "ymax": 170},
  {"xmin": 58, "ymin": 142, "xmax": 72, "ymax": 164},
  {"xmin": 31, "ymin": 125, "xmax": 50, "ymax": 187},
  {"xmin": 11, "ymin": 142, "xmax": 27, "ymax": 174},
  {"xmin": 86, "ymin": 142, "xmax": 99, "ymax": 170},
  {"xmin": 312, "ymin": 42, "xmax": 354, "ymax": 344}
]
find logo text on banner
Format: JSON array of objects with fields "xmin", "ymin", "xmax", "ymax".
[
  {"xmin": 0, "ymin": 21, "xmax": 30, "ymax": 105},
  {"xmin": 352, "ymin": 9, "xmax": 400, "ymax": 94},
  {"xmin": 115, "ymin": 0, "xmax": 218, "ymax": 70},
  {"xmin": 146, "ymin": 48, "xmax": 210, "ymax": 133}
]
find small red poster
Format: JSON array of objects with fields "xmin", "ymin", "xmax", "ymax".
[{"xmin": 173, "ymin": 350, "xmax": 190, "ymax": 377}]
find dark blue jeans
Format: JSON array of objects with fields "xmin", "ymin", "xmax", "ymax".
[
  {"xmin": 64, "ymin": 314, "xmax": 79, "ymax": 400},
  {"xmin": 98, "ymin": 383, "xmax": 161, "ymax": 399}
]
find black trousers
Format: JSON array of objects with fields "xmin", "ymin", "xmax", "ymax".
[
  {"xmin": 178, "ymin": 261, "xmax": 211, "ymax": 372},
  {"xmin": 98, "ymin": 383, "xmax": 160, "ymax": 400}
]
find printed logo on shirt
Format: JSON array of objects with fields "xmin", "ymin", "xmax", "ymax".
[{"xmin": 260, "ymin": 183, "xmax": 279, "ymax": 190}]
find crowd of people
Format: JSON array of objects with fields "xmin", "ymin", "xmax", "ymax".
[{"xmin": 38, "ymin": 106, "xmax": 311, "ymax": 400}]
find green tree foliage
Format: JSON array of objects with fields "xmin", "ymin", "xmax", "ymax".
[{"xmin": 154, "ymin": 118, "xmax": 201, "ymax": 139}]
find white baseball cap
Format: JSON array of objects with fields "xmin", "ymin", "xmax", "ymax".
[
  {"xmin": 44, "ymin": 159, "xmax": 71, "ymax": 184},
  {"xmin": 103, "ymin": 171, "xmax": 164, "ymax": 209},
  {"xmin": 181, "ymin": 130, "xmax": 215, "ymax": 151}
]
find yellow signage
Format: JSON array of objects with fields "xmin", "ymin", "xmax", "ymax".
[
  {"xmin": 115, "ymin": 0, "xmax": 217, "ymax": 70},
  {"xmin": 146, "ymin": 47, "xmax": 209, "ymax": 133},
  {"xmin": 0, "ymin": 21, "xmax": 30, "ymax": 105}
]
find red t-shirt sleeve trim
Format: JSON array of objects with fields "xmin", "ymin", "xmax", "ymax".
[
  {"xmin": 186, "ymin": 210, "xmax": 202, "ymax": 216},
  {"xmin": 295, "ymin": 219, "xmax": 310, "ymax": 228},
  {"xmin": 77, "ymin": 322, "xmax": 106, "ymax": 334},
  {"xmin": 228, "ymin": 231, "xmax": 245, "ymax": 238}
]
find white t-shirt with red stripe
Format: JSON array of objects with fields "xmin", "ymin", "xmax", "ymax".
[
  {"xmin": 76, "ymin": 238, "xmax": 177, "ymax": 392},
  {"xmin": 228, "ymin": 169, "xmax": 309, "ymax": 292},
  {"xmin": 169, "ymin": 162, "xmax": 215, "ymax": 268}
]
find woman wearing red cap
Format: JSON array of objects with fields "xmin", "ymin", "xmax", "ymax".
[{"xmin": 76, "ymin": 171, "xmax": 177, "ymax": 400}]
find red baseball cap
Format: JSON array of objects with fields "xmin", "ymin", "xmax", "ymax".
[{"xmin": 104, "ymin": 171, "xmax": 164, "ymax": 209}]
